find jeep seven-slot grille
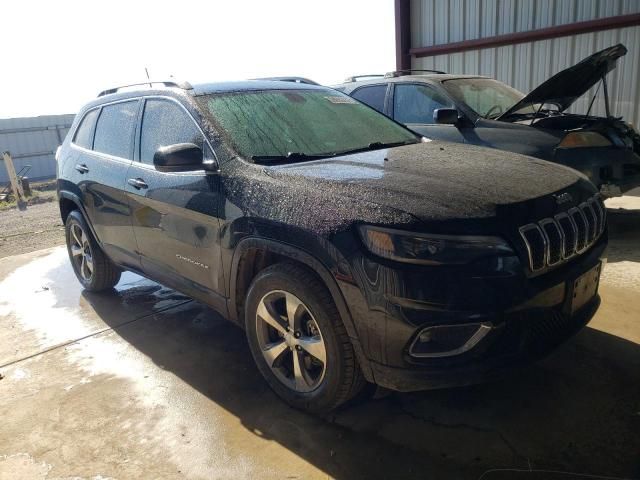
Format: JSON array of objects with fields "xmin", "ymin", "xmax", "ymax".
[{"xmin": 519, "ymin": 194, "xmax": 606, "ymax": 272}]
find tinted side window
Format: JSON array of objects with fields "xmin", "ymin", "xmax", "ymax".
[
  {"xmin": 351, "ymin": 85, "xmax": 387, "ymax": 113},
  {"xmin": 393, "ymin": 84, "xmax": 452, "ymax": 124},
  {"xmin": 140, "ymin": 99, "xmax": 203, "ymax": 165},
  {"xmin": 93, "ymin": 101, "xmax": 139, "ymax": 159},
  {"xmin": 73, "ymin": 109, "xmax": 99, "ymax": 149}
]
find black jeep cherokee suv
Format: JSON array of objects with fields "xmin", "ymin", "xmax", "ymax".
[{"xmin": 57, "ymin": 80, "xmax": 607, "ymax": 413}]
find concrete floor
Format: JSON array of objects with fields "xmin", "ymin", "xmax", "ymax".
[{"xmin": 0, "ymin": 207, "xmax": 639, "ymax": 479}]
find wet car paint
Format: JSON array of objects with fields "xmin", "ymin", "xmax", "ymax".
[
  {"xmin": 213, "ymin": 141, "xmax": 607, "ymax": 386},
  {"xmin": 59, "ymin": 143, "xmax": 140, "ymax": 270},
  {"xmin": 57, "ymin": 83, "xmax": 607, "ymax": 391},
  {"xmin": 124, "ymin": 156, "xmax": 226, "ymax": 308}
]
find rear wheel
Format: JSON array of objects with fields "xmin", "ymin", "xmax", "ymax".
[
  {"xmin": 245, "ymin": 263, "xmax": 365, "ymax": 413},
  {"xmin": 65, "ymin": 210, "xmax": 121, "ymax": 292}
]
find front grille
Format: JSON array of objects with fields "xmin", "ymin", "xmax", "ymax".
[
  {"xmin": 520, "ymin": 225, "xmax": 546, "ymax": 270},
  {"xmin": 540, "ymin": 219, "xmax": 562, "ymax": 265},
  {"xmin": 570, "ymin": 207, "xmax": 588, "ymax": 251},
  {"xmin": 519, "ymin": 194, "xmax": 606, "ymax": 272}
]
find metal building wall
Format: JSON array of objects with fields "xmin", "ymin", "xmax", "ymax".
[
  {"xmin": 410, "ymin": 0, "xmax": 640, "ymax": 128},
  {"xmin": 0, "ymin": 114, "xmax": 74, "ymax": 183}
]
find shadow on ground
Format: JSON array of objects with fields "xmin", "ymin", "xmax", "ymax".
[
  {"xmin": 83, "ymin": 286, "xmax": 640, "ymax": 480},
  {"xmin": 607, "ymin": 207, "xmax": 640, "ymax": 263}
]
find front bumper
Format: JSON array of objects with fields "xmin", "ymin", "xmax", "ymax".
[
  {"xmin": 369, "ymin": 295, "xmax": 599, "ymax": 392},
  {"xmin": 340, "ymin": 231, "xmax": 607, "ymax": 392}
]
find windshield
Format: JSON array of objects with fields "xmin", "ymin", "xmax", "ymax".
[
  {"xmin": 442, "ymin": 78, "xmax": 537, "ymax": 118},
  {"xmin": 198, "ymin": 89, "xmax": 418, "ymax": 160}
]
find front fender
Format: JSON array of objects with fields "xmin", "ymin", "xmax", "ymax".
[{"xmin": 228, "ymin": 236, "xmax": 373, "ymax": 382}]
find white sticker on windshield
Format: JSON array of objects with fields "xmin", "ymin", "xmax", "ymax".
[{"xmin": 325, "ymin": 96, "xmax": 357, "ymax": 104}]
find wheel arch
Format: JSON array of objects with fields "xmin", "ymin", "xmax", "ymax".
[
  {"xmin": 58, "ymin": 191, "xmax": 102, "ymax": 249},
  {"xmin": 228, "ymin": 237, "xmax": 373, "ymax": 382}
]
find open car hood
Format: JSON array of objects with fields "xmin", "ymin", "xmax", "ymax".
[{"xmin": 498, "ymin": 43, "xmax": 627, "ymax": 119}]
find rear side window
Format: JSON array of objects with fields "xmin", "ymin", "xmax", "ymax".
[
  {"xmin": 139, "ymin": 99, "xmax": 203, "ymax": 164},
  {"xmin": 393, "ymin": 84, "xmax": 452, "ymax": 124},
  {"xmin": 351, "ymin": 85, "xmax": 387, "ymax": 113},
  {"xmin": 73, "ymin": 109, "xmax": 99, "ymax": 149},
  {"xmin": 93, "ymin": 101, "xmax": 139, "ymax": 159}
]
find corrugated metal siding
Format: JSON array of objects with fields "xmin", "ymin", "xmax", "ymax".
[
  {"xmin": 0, "ymin": 114, "xmax": 75, "ymax": 183},
  {"xmin": 410, "ymin": 0, "xmax": 640, "ymax": 128}
]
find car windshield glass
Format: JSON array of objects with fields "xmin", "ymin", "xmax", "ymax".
[
  {"xmin": 442, "ymin": 78, "xmax": 538, "ymax": 118},
  {"xmin": 198, "ymin": 89, "xmax": 418, "ymax": 161}
]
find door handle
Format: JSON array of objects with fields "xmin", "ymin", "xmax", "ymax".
[
  {"xmin": 127, "ymin": 178, "xmax": 148, "ymax": 190},
  {"xmin": 75, "ymin": 163, "xmax": 89, "ymax": 174}
]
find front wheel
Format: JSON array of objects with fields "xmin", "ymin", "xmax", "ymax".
[
  {"xmin": 65, "ymin": 210, "xmax": 121, "ymax": 292},
  {"xmin": 245, "ymin": 263, "xmax": 365, "ymax": 413}
]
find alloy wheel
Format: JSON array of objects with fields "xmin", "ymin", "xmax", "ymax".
[
  {"xmin": 69, "ymin": 223, "xmax": 94, "ymax": 282},
  {"xmin": 255, "ymin": 290, "xmax": 327, "ymax": 393}
]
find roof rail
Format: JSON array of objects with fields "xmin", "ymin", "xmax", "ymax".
[
  {"xmin": 253, "ymin": 76, "xmax": 320, "ymax": 85},
  {"xmin": 384, "ymin": 69, "xmax": 446, "ymax": 77},
  {"xmin": 343, "ymin": 74, "xmax": 385, "ymax": 83},
  {"xmin": 97, "ymin": 80, "xmax": 193, "ymax": 97}
]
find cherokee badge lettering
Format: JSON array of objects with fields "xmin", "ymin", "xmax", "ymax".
[{"xmin": 176, "ymin": 254, "xmax": 209, "ymax": 270}]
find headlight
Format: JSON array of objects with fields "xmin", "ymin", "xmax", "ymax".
[
  {"xmin": 358, "ymin": 226, "xmax": 513, "ymax": 265},
  {"xmin": 558, "ymin": 132, "xmax": 612, "ymax": 148}
]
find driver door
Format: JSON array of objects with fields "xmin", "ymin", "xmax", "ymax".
[{"xmin": 125, "ymin": 97, "xmax": 225, "ymax": 305}]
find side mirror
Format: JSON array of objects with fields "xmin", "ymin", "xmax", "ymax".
[
  {"xmin": 433, "ymin": 108, "xmax": 460, "ymax": 125},
  {"xmin": 153, "ymin": 143, "xmax": 205, "ymax": 172}
]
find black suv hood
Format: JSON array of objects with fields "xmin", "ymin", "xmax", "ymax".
[
  {"xmin": 268, "ymin": 142, "xmax": 584, "ymax": 224},
  {"xmin": 499, "ymin": 43, "xmax": 627, "ymax": 119}
]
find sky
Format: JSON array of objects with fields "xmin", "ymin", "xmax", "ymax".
[{"xmin": 1, "ymin": 0, "xmax": 395, "ymax": 119}]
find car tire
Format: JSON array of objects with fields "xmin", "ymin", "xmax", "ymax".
[
  {"xmin": 65, "ymin": 210, "xmax": 122, "ymax": 292},
  {"xmin": 245, "ymin": 262, "xmax": 366, "ymax": 413}
]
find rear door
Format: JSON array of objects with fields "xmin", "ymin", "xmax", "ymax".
[
  {"xmin": 125, "ymin": 97, "xmax": 225, "ymax": 306},
  {"xmin": 71, "ymin": 99, "xmax": 140, "ymax": 269},
  {"xmin": 391, "ymin": 83, "xmax": 466, "ymax": 143}
]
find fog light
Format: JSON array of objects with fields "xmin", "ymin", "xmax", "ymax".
[
  {"xmin": 418, "ymin": 330, "xmax": 432, "ymax": 343},
  {"xmin": 409, "ymin": 323, "xmax": 492, "ymax": 358}
]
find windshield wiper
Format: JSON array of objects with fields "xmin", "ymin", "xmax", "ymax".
[
  {"xmin": 332, "ymin": 140, "xmax": 418, "ymax": 156},
  {"xmin": 251, "ymin": 152, "xmax": 334, "ymax": 164},
  {"xmin": 251, "ymin": 140, "xmax": 418, "ymax": 163}
]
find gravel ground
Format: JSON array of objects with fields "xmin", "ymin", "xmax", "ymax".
[{"xmin": 0, "ymin": 200, "xmax": 65, "ymax": 258}]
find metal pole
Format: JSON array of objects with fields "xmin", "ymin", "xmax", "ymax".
[
  {"xmin": 54, "ymin": 125, "xmax": 63, "ymax": 144},
  {"xmin": 2, "ymin": 151, "xmax": 27, "ymax": 210}
]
